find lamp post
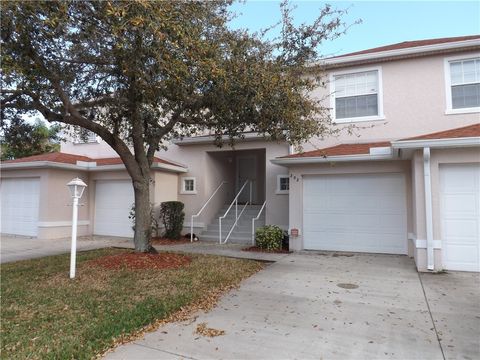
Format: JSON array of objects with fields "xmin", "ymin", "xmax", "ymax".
[{"xmin": 67, "ymin": 178, "xmax": 87, "ymax": 279}]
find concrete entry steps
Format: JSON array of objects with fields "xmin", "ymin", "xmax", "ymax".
[{"xmin": 199, "ymin": 204, "xmax": 265, "ymax": 244}]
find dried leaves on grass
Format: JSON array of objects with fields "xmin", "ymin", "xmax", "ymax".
[
  {"xmin": 87, "ymin": 252, "xmax": 191, "ymax": 270},
  {"xmin": 2, "ymin": 248, "xmax": 264, "ymax": 360}
]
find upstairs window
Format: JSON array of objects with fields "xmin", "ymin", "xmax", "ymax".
[
  {"xmin": 447, "ymin": 57, "xmax": 480, "ymax": 111},
  {"xmin": 331, "ymin": 67, "xmax": 384, "ymax": 123}
]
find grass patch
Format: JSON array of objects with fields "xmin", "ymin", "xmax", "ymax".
[{"xmin": 1, "ymin": 248, "xmax": 264, "ymax": 359}]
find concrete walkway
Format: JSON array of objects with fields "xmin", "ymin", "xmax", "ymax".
[
  {"xmin": 105, "ymin": 251, "xmax": 479, "ymax": 360},
  {"xmin": 0, "ymin": 235, "xmax": 133, "ymax": 263}
]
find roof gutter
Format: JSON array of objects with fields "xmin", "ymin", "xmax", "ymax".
[
  {"xmin": 0, "ymin": 161, "xmax": 83, "ymax": 171},
  {"xmin": 0, "ymin": 161, "xmax": 187, "ymax": 173},
  {"xmin": 271, "ymin": 153, "xmax": 394, "ymax": 166},
  {"xmin": 391, "ymin": 137, "xmax": 480, "ymax": 149},
  {"xmin": 319, "ymin": 39, "xmax": 480, "ymax": 66}
]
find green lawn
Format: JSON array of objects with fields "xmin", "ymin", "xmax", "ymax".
[{"xmin": 1, "ymin": 248, "xmax": 263, "ymax": 359}]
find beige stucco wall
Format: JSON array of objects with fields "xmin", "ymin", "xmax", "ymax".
[
  {"xmin": 1, "ymin": 167, "xmax": 180, "ymax": 239},
  {"xmin": 411, "ymin": 147, "xmax": 480, "ymax": 271},
  {"xmin": 307, "ymin": 50, "xmax": 479, "ymax": 150},
  {"xmin": 162, "ymin": 140, "xmax": 290, "ymax": 233},
  {"xmin": 287, "ymin": 160, "xmax": 413, "ymax": 253},
  {"xmin": 1, "ymin": 168, "xmax": 90, "ymax": 239}
]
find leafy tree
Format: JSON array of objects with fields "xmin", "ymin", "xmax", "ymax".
[
  {"xmin": 1, "ymin": 117, "xmax": 61, "ymax": 160},
  {"xmin": 1, "ymin": 0, "xmax": 349, "ymax": 252}
]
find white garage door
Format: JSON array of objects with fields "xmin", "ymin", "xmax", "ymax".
[
  {"xmin": 1, "ymin": 178, "xmax": 40, "ymax": 236},
  {"xmin": 94, "ymin": 180, "xmax": 134, "ymax": 237},
  {"xmin": 440, "ymin": 164, "xmax": 480, "ymax": 272},
  {"xmin": 303, "ymin": 173, "xmax": 407, "ymax": 254}
]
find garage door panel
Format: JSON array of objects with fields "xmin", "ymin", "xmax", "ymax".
[
  {"xmin": 1, "ymin": 178, "xmax": 40, "ymax": 236},
  {"xmin": 444, "ymin": 219, "xmax": 478, "ymax": 239},
  {"xmin": 440, "ymin": 164, "xmax": 480, "ymax": 272},
  {"xmin": 94, "ymin": 180, "xmax": 134, "ymax": 237},
  {"xmin": 303, "ymin": 173, "xmax": 407, "ymax": 255}
]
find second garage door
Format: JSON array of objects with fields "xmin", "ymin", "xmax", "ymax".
[
  {"xmin": 303, "ymin": 173, "xmax": 407, "ymax": 254},
  {"xmin": 94, "ymin": 180, "xmax": 134, "ymax": 237}
]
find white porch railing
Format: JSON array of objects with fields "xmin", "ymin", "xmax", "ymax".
[
  {"xmin": 190, "ymin": 181, "xmax": 227, "ymax": 242},
  {"xmin": 251, "ymin": 201, "xmax": 266, "ymax": 245},
  {"xmin": 219, "ymin": 180, "xmax": 252, "ymax": 244}
]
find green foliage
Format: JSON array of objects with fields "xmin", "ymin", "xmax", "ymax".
[
  {"xmin": 160, "ymin": 201, "xmax": 185, "ymax": 240},
  {"xmin": 255, "ymin": 225, "xmax": 284, "ymax": 250},
  {"xmin": 0, "ymin": 0, "xmax": 351, "ymax": 249},
  {"xmin": 1, "ymin": 117, "xmax": 61, "ymax": 160},
  {"xmin": 0, "ymin": 1, "xmax": 350, "ymax": 150},
  {"xmin": 128, "ymin": 203, "xmax": 159, "ymax": 237}
]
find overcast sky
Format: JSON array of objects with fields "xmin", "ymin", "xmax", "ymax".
[{"xmin": 228, "ymin": 1, "xmax": 480, "ymax": 57}]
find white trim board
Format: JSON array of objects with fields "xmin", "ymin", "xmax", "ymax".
[
  {"xmin": 37, "ymin": 220, "xmax": 90, "ymax": 227},
  {"xmin": 415, "ymin": 239, "xmax": 442, "ymax": 249}
]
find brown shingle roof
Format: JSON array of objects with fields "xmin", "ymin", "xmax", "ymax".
[
  {"xmin": 2, "ymin": 152, "xmax": 91, "ymax": 164},
  {"xmin": 282, "ymin": 142, "xmax": 391, "ymax": 158},
  {"xmin": 2, "ymin": 152, "xmax": 183, "ymax": 168},
  {"xmin": 331, "ymin": 35, "xmax": 480, "ymax": 59},
  {"xmin": 400, "ymin": 124, "xmax": 480, "ymax": 141}
]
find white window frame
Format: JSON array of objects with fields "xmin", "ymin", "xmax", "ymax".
[
  {"xmin": 444, "ymin": 53, "xmax": 480, "ymax": 115},
  {"xmin": 180, "ymin": 177, "xmax": 197, "ymax": 194},
  {"xmin": 329, "ymin": 66, "xmax": 385, "ymax": 124},
  {"xmin": 276, "ymin": 174, "xmax": 290, "ymax": 194}
]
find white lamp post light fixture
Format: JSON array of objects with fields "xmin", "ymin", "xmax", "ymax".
[{"xmin": 67, "ymin": 177, "xmax": 87, "ymax": 279}]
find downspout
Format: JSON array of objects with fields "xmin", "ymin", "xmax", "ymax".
[{"xmin": 423, "ymin": 147, "xmax": 434, "ymax": 270}]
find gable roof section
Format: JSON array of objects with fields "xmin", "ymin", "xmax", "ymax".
[
  {"xmin": 273, "ymin": 124, "xmax": 480, "ymax": 165},
  {"xmin": 331, "ymin": 35, "xmax": 480, "ymax": 59},
  {"xmin": 399, "ymin": 123, "xmax": 480, "ymax": 141},
  {"xmin": 321, "ymin": 35, "xmax": 480, "ymax": 68},
  {"xmin": 1, "ymin": 152, "xmax": 187, "ymax": 172},
  {"xmin": 2, "ymin": 152, "xmax": 92, "ymax": 165},
  {"xmin": 281, "ymin": 142, "xmax": 391, "ymax": 158}
]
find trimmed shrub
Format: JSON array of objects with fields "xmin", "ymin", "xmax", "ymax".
[
  {"xmin": 160, "ymin": 201, "xmax": 185, "ymax": 240},
  {"xmin": 255, "ymin": 225, "xmax": 284, "ymax": 250}
]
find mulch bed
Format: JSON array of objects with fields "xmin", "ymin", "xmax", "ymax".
[
  {"xmin": 242, "ymin": 246, "xmax": 290, "ymax": 254},
  {"xmin": 151, "ymin": 237, "xmax": 192, "ymax": 245},
  {"xmin": 88, "ymin": 252, "xmax": 191, "ymax": 270}
]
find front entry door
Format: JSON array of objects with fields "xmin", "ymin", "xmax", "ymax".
[{"xmin": 236, "ymin": 155, "xmax": 257, "ymax": 204}]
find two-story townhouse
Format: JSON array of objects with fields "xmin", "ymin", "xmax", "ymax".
[{"xmin": 1, "ymin": 35, "xmax": 479, "ymax": 272}]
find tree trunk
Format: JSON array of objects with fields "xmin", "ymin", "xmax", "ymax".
[{"xmin": 132, "ymin": 176, "xmax": 155, "ymax": 253}]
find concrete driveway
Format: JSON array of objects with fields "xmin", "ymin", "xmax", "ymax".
[
  {"xmin": 105, "ymin": 251, "xmax": 480, "ymax": 360},
  {"xmin": 0, "ymin": 235, "xmax": 133, "ymax": 263}
]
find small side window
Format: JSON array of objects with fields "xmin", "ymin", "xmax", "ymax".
[
  {"xmin": 276, "ymin": 175, "xmax": 289, "ymax": 194},
  {"xmin": 181, "ymin": 177, "xmax": 197, "ymax": 194}
]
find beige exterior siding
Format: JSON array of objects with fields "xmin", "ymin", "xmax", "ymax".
[
  {"xmin": 163, "ymin": 140, "xmax": 290, "ymax": 233},
  {"xmin": 1, "ymin": 168, "xmax": 180, "ymax": 239},
  {"xmin": 410, "ymin": 147, "xmax": 480, "ymax": 271},
  {"xmin": 307, "ymin": 50, "xmax": 479, "ymax": 151}
]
